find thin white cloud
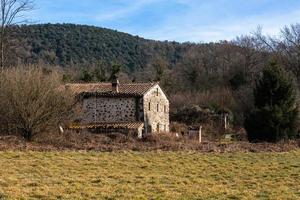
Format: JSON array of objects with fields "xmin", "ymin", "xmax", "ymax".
[
  {"xmin": 29, "ymin": 0, "xmax": 300, "ymax": 42},
  {"xmin": 136, "ymin": 6, "xmax": 300, "ymax": 42},
  {"xmin": 95, "ymin": 0, "xmax": 164, "ymax": 21}
]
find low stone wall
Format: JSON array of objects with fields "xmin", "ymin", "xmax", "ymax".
[{"xmin": 70, "ymin": 127, "xmax": 140, "ymax": 138}]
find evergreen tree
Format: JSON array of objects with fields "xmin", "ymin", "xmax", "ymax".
[
  {"xmin": 244, "ymin": 61, "xmax": 299, "ymax": 142},
  {"xmin": 79, "ymin": 70, "xmax": 93, "ymax": 82},
  {"xmin": 109, "ymin": 64, "xmax": 121, "ymax": 81}
]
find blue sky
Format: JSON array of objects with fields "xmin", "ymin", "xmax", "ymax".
[{"xmin": 30, "ymin": 0, "xmax": 300, "ymax": 42}]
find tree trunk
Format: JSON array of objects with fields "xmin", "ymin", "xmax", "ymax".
[
  {"xmin": 23, "ymin": 130, "xmax": 32, "ymax": 141},
  {"xmin": 0, "ymin": 28, "xmax": 4, "ymax": 69}
]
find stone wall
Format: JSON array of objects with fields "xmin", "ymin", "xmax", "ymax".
[
  {"xmin": 82, "ymin": 97, "xmax": 137, "ymax": 123},
  {"xmin": 143, "ymin": 85, "xmax": 169, "ymax": 133}
]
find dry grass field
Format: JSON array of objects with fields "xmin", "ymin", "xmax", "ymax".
[{"xmin": 0, "ymin": 151, "xmax": 299, "ymax": 199}]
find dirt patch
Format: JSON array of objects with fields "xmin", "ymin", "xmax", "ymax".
[{"xmin": 0, "ymin": 132, "xmax": 299, "ymax": 152}]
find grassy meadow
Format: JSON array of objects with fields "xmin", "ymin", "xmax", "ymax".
[{"xmin": 0, "ymin": 151, "xmax": 299, "ymax": 200}]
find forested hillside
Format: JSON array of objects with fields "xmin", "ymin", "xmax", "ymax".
[{"xmin": 12, "ymin": 23, "xmax": 187, "ymax": 71}]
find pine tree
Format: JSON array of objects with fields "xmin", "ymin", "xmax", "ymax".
[{"xmin": 244, "ymin": 61, "xmax": 299, "ymax": 142}]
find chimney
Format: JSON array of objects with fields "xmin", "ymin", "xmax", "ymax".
[{"xmin": 112, "ymin": 77, "xmax": 119, "ymax": 93}]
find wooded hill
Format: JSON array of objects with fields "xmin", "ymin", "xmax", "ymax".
[{"xmin": 12, "ymin": 23, "xmax": 189, "ymax": 71}]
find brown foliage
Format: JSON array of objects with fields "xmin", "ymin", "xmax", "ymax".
[
  {"xmin": 0, "ymin": 131, "xmax": 299, "ymax": 153},
  {"xmin": 170, "ymin": 87, "xmax": 237, "ymax": 110},
  {"xmin": 0, "ymin": 66, "xmax": 74, "ymax": 141}
]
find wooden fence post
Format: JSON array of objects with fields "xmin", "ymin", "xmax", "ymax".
[{"xmin": 199, "ymin": 126, "xmax": 202, "ymax": 143}]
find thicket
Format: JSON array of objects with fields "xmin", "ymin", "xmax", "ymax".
[{"xmin": 0, "ymin": 66, "xmax": 74, "ymax": 141}]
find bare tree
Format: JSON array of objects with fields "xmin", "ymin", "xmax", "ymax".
[
  {"xmin": 0, "ymin": 0, "xmax": 34, "ymax": 68},
  {"xmin": 253, "ymin": 24, "xmax": 300, "ymax": 85},
  {"xmin": 151, "ymin": 56, "xmax": 168, "ymax": 81},
  {"xmin": 233, "ymin": 34, "xmax": 269, "ymax": 79},
  {"xmin": 278, "ymin": 24, "xmax": 300, "ymax": 81},
  {"xmin": 0, "ymin": 66, "xmax": 74, "ymax": 141},
  {"xmin": 251, "ymin": 26, "xmax": 277, "ymax": 52}
]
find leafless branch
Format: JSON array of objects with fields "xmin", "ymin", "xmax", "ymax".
[{"xmin": 0, "ymin": 0, "xmax": 34, "ymax": 68}]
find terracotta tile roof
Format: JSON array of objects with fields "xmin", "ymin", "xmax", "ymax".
[
  {"xmin": 65, "ymin": 82, "xmax": 158, "ymax": 97},
  {"xmin": 68, "ymin": 122, "xmax": 144, "ymax": 130}
]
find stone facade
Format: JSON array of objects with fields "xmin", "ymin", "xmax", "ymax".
[
  {"xmin": 143, "ymin": 85, "xmax": 169, "ymax": 133},
  {"xmin": 82, "ymin": 97, "xmax": 137, "ymax": 123}
]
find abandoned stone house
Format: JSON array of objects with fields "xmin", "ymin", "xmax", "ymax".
[{"xmin": 66, "ymin": 79, "xmax": 169, "ymax": 137}]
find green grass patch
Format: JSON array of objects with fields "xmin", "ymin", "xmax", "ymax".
[{"xmin": 0, "ymin": 151, "xmax": 299, "ymax": 199}]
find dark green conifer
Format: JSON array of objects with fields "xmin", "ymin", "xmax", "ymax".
[{"xmin": 244, "ymin": 61, "xmax": 299, "ymax": 142}]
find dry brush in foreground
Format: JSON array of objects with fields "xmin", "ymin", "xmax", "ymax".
[{"xmin": 0, "ymin": 131, "xmax": 299, "ymax": 153}]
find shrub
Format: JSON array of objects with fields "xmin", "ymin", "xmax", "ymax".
[
  {"xmin": 244, "ymin": 62, "xmax": 299, "ymax": 142},
  {"xmin": 171, "ymin": 105, "xmax": 212, "ymax": 125},
  {"xmin": 229, "ymin": 71, "xmax": 247, "ymax": 90},
  {"xmin": 0, "ymin": 66, "xmax": 74, "ymax": 141},
  {"xmin": 170, "ymin": 88, "xmax": 240, "ymax": 124}
]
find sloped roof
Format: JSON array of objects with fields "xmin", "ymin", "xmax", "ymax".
[{"xmin": 65, "ymin": 82, "xmax": 158, "ymax": 97}]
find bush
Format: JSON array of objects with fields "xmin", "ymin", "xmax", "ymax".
[
  {"xmin": 170, "ymin": 88, "xmax": 240, "ymax": 124},
  {"xmin": 229, "ymin": 71, "xmax": 247, "ymax": 90},
  {"xmin": 244, "ymin": 62, "xmax": 299, "ymax": 142},
  {"xmin": 171, "ymin": 105, "xmax": 213, "ymax": 125},
  {"xmin": 0, "ymin": 66, "xmax": 74, "ymax": 141}
]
